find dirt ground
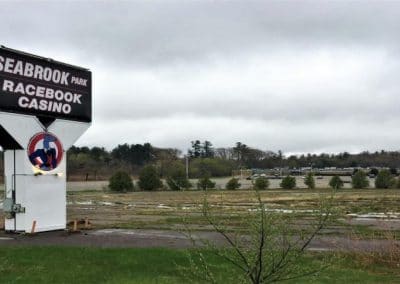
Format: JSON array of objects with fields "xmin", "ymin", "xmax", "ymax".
[
  {"xmin": 64, "ymin": 189, "xmax": 400, "ymax": 231},
  {"xmin": 1, "ymin": 188, "xmax": 399, "ymax": 251}
]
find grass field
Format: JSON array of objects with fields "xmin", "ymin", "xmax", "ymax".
[
  {"xmin": 1, "ymin": 185, "xmax": 400, "ymax": 282},
  {"xmin": 0, "ymin": 247, "xmax": 398, "ymax": 283}
]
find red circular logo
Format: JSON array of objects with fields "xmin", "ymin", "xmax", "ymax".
[{"xmin": 27, "ymin": 132, "xmax": 63, "ymax": 171}]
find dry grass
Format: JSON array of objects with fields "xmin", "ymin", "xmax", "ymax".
[
  {"xmin": 65, "ymin": 189, "xmax": 400, "ymax": 235},
  {"xmin": 348, "ymin": 223, "xmax": 400, "ymax": 269}
]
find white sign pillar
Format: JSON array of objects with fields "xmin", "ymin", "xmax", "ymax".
[{"xmin": 1, "ymin": 112, "xmax": 90, "ymax": 232}]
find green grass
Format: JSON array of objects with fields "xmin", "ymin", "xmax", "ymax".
[{"xmin": 0, "ymin": 247, "xmax": 398, "ymax": 283}]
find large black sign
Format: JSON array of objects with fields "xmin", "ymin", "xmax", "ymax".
[{"xmin": 0, "ymin": 46, "xmax": 92, "ymax": 122}]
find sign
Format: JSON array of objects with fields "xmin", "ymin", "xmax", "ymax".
[
  {"xmin": 0, "ymin": 46, "xmax": 92, "ymax": 122},
  {"xmin": 27, "ymin": 132, "xmax": 63, "ymax": 171}
]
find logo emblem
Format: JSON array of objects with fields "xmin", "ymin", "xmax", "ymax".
[{"xmin": 27, "ymin": 132, "xmax": 63, "ymax": 171}]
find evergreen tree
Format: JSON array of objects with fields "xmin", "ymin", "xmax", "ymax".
[
  {"xmin": 254, "ymin": 177, "xmax": 269, "ymax": 190},
  {"xmin": 329, "ymin": 175, "xmax": 344, "ymax": 190},
  {"xmin": 226, "ymin": 178, "xmax": 241, "ymax": 190},
  {"xmin": 138, "ymin": 165, "xmax": 162, "ymax": 191},
  {"xmin": 108, "ymin": 171, "xmax": 134, "ymax": 192},
  {"xmin": 304, "ymin": 172, "xmax": 315, "ymax": 189},
  {"xmin": 375, "ymin": 169, "xmax": 395, "ymax": 189},
  {"xmin": 280, "ymin": 176, "xmax": 296, "ymax": 189},
  {"xmin": 352, "ymin": 170, "xmax": 369, "ymax": 189}
]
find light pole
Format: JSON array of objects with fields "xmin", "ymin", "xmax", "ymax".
[{"xmin": 185, "ymin": 154, "xmax": 189, "ymax": 180}]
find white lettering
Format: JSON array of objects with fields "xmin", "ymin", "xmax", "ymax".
[
  {"xmin": 0, "ymin": 57, "xmax": 77, "ymax": 87},
  {"xmin": 14, "ymin": 61, "xmax": 24, "ymax": 75},
  {"xmin": 73, "ymin": 94, "xmax": 82, "ymax": 104},
  {"xmin": 71, "ymin": 76, "xmax": 87, "ymax": 86},
  {"xmin": 14, "ymin": 82, "xmax": 25, "ymax": 94},
  {"xmin": 34, "ymin": 65, "xmax": 43, "ymax": 80},
  {"xmin": 36, "ymin": 86, "xmax": 45, "ymax": 97},
  {"xmin": 60, "ymin": 72, "xmax": 69, "ymax": 86},
  {"xmin": 43, "ymin": 67, "xmax": 52, "ymax": 81},
  {"xmin": 45, "ymin": 88, "xmax": 54, "ymax": 99},
  {"xmin": 24, "ymin": 63, "xmax": 34, "ymax": 77},
  {"xmin": 53, "ymin": 101, "xmax": 62, "ymax": 113},
  {"xmin": 54, "ymin": 90, "xmax": 63, "ymax": 101},
  {"xmin": 2, "ymin": 79, "xmax": 14, "ymax": 91},
  {"xmin": 17, "ymin": 95, "xmax": 72, "ymax": 114},
  {"xmin": 25, "ymin": 84, "xmax": 35, "ymax": 96},
  {"xmin": 64, "ymin": 92, "xmax": 73, "ymax": 102},
  {"xmin": 18, "ymin": 96, "xmax": 29, "ymax": 107},
  {"xmin": 4, "ymin": 58, "xmax": 14, "ymax": 73},
  {"xmin": 0, "ymin": 56, "xmax": 4, "ymax": 71},
  {"xmin": 28, "ymin": 98, "xmax": 38, "ymax": 109},
  {"xmin": 39, "ymin": 99, "xmax": 47, "ymax": 111},
  {"xmin": 62, "ymin": 104, "xmax": 71, "ymax": 114},
  {"xmin": 52, "ymin": 70, "xmax": 61, "ymax": 83}
]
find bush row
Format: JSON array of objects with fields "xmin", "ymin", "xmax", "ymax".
[{"xmin": 109, "ymin": 168, "xmax": 400, "ymax": 192}]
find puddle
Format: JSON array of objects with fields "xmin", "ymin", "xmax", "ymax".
[
  {"xmin": 68, "ymin": 201, "xmax": 115, "ymax": 206},
  {"xmin": 248, "ymin": 208, "xmax": 317, "ymax": 214},
  {"xmin": 99, "ymin": 201, "xmax": 114, "ymax": 206},
  {"xmin": 157, "ymin": 204, "xmax": 173, "ymax": 209},
  {"xmin": 73, "ymin": 201, "xmax": 94, "ymax": 205},
  {"xmin": 181, "ymin": 206, "xmax": 197, "ymax": 210},
  {"xmin": 346, "ymin": 213, "xmax": 400, "ymax": 219}
]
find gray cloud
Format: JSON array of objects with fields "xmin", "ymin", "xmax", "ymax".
[
  {"xmin": 2, "ymin": 1, "xmax": 400, "ymax": 66},
  {"xmin": 1, "ymin": 1, "xmax": 400, "ymax": 153}
]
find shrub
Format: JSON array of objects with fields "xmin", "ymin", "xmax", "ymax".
[
  {"xmin": 304, "ymin": 172, "xmax": 315, "ymax": 189},
  {"xmin": 138, "ymin": 165, "xmax": 162, "ymax": 191},
  {"xmin": 280, "ymin": 176, "xmax": 296, "ymax": 189},
  {"xmin": 166, "ymin": 162, "xmax": 191, "ymax": 191},
  {"xmin": 197, "ymin": 176, "xmax": 216, "ymax": 190},
  {"xmin": 329, "ymin": 175, "xmax": 344, "ymax": 190},
  {"xmin": 375, "ymin": 169, "xmax": 395, "ymax": 189},
  {"xmin": 225, "ymin": 178, "xmax": 241, "ymax": 190},
  {"xmin": 108, "ymin": 171, "xmax": 134, "ymax": 192},
  {"xmin": 254, "ymin": 177, "xmax": 269, "ymax": 190},
  {"xmin": 182, "ymin": 190, "xmax": 334, "ymax": 283},
  {"xmin": 352, "ymin": 170, "xmax": 369, "ymax": 189},
  {"xmin": 167, "ymin": 176, "xmax": 191, "ymax": 191}
]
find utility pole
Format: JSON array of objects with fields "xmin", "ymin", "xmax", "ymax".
[{"xmin": 185, "ymin": 155, "xmax": 189, "ymax": 180}]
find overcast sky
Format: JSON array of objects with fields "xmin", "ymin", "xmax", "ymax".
[{"xmin": 1, "ymin": 0, "xmax": 400, "ymax": 155}]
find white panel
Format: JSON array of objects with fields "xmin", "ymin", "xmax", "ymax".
[
  {"xmin": 15, "ymin": 174, "xmax": 66, "ymax": 232},
  {"xmin": 0, "ymin": 112, "xmax": 43, "ymax": 146},
  {"xmin": 3, "ymin": 135, "xmax": 69, "ymax": 232},
  {"xmin": 4, "ymin": 150, "xmax": 19, "ymax": 231},
  {"xmin": 4, "ymin": 151, "xmax": 14, "ymax": 196},
  {"xmin": 48, "ymin": 119, "xmax": 90, "ymax": 149}
]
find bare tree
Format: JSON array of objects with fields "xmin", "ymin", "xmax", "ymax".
[{"xmin": 181, "ymin": 190, "xmax": 334, "ymax": 283}]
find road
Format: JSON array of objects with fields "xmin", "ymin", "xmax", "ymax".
[{"xmin": 0, "ymin": 229, "xmax": 397, "ymax": 253}]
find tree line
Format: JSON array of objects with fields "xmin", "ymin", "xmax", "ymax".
[
  {"xmin": 1, "ymin": 141, "xmax": 400, "ymax": 181},
  {"xmin": 66, "ymin": 141, "xmax": 400, "ymax": 180}
]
